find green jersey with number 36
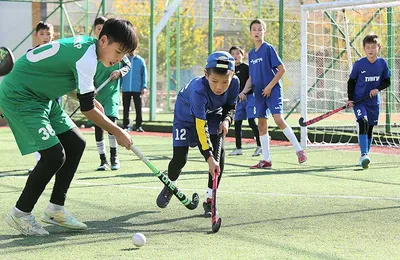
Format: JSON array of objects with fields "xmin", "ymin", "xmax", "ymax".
[{"xmin": 0, "ymin": 36, "xmax": 98, "ymax": 101}]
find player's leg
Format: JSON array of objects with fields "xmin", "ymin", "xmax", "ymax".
[
  {"xmin": 250, "ymin": 96, "xmax": 272, "ymax": 169},
  {"xmin": 268, "ymin": 88, "xmax": 306, "ymax": 164},
  {"xmin": 95, "ymin": 125, "xmax": 108, "ymax": 171},
  {"xmin": 203, "ymin": 133, "xmax": 225, "ymax": 217},
  {"xmin": 156, "ymin": 122, "xmax": 193, "ymax": 208},
  {"xmin": 367, "ymin": 105, "xmax": 379, "ymax": 154},
  {"xmin": 122, "ymin": 92, "xmax": 132, "ymax": 130},
  {"xmin": 2, "ymin": 100, "xmax": 67, "ymax": 235},
  {"xmin": 38, "ymin": 100, "xmax": 87, "ymax": 229},
  {"xmin": 247, "ymin": 94, "xmax": 261, "ymax": 156},
  {"xmin": 41, "ymin": 127, "xmax": 87, "ymax": 230},
  {"xmin": 132, "ymin": 92, "xmax": 144, "ymax": 132},
  {"xmin": 354, "ymin": 104, "xmax": 370, "ymax": 168},
  {"xmin": 107, "ymin": 116, "xmax": 120, "ymax": 170},
  {"xmin": 229, "ymin": 100, "xmax": 246, "ymax": 155}
]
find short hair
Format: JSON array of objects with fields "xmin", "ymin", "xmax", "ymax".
[
  {"xmin": 99, "ymin": 18, "xmax": 138, "ymax": 53},
  {"xmin": 36, "ymin": 21, "xmax": 53, "ymax": 33},
  {"xmin": 229, "ymin": 45, "xmax": 244, "ymax": 56},
  {"xmin": 249, "ymin": 19, "xmax": 266, "ymax": 31},
  {"xmin": 363, "ymin": 34, "xmax": 380, "ymax": 47},
  {"xmin": 206, "ymin": 68, "xmax": 232, "ymax": 76},
  {"xmin": 94, "ymin": 16, "xmax": 107, "ymax": 27}
]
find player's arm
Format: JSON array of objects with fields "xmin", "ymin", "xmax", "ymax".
[
  {"xmin": 74, "ymin": 47, "xmax": 131, "ymax": 149},
  {"xmin": 239, "ymin": 77, "xmax": 253, "ymax": 100},
  {"xmin": 266, "ymin": 64, "xmax": 285, "ymax": 90}
]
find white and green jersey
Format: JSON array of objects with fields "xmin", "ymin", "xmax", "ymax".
[{"xmin": 0, "ymin": 36, "xmax": 98, "ymax": 101}]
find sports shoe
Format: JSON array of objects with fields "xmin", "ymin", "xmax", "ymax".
[
  {"xmin": 228, "ymin": 148, "xmax": 243, "ymax": 156},
  {"xmin": 41, "ymin": 209, "xmax": 87, "ymax": 230},
  {"xmin": 359, "ymin": 154, "xmax": 370, "ymax": 169},
  {"xmin": 250, "ymin": 160, "xmax": 272, "ymax": 169},
  {"xmin": 6, "ymin": 213, "xmax": 49, "ymax": 236},
  {"xmin": 252, "ymin": 146, "xmax": 262, "ymax": 157},
  {"xmin": 203, "ymin": 198, "xmax": 212, "ymax": 218},
  {"xmin": 136, "ymin": 127, "xmax": 145, "ymax": 132},
  {"xmin": 96, "ymin": 159, "xmax": 108, "ymax": 171},
  {"xmin": 296, "ymin": 150, "xmax": 307, "ymax": 164},
  {"xmin": 110, "ymin": 156, "xmax": 120, "ymax": 171},
  {"xmin": 156, "ymin": 186, "xmax": 173, "ymax": 208}
]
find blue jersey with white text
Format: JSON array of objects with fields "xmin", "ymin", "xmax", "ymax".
[
  {"xmin": 174, "ymin": 76, "xmax": 239, "ymax": 123},
  {"xmin": 248, "ymin": 42, "xmax": 283, "ymax": 97},
  {"xmin": 349, "ymin": 57, "xmax": 391, "ymax": 106}
]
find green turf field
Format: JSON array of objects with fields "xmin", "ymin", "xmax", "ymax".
[{"xmin": 0, "ymin": 128, "xmax": 399, "ymax": 259}]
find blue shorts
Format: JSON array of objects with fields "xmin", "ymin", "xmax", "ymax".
[
  {"xmin": 353, "ymin": 103, "xmax": 379, "ymax": 126},
  {"xmin": 173, "ymin": 113, "xmax": 221, "ymax": 147},
  {"xmin": 254, "ymin": 87, "xmax": 283, "ymax": 118},
  {"xmin": 235, "ymin": 94, "xmax": 256, "ymax": 121}
]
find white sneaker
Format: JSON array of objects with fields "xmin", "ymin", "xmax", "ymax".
[
  {"xmin": 41, "ymin": 209, "xmax": 87, "ymax": 230},
  {"xmin": 6, "ymin": 213, "xmax": 49, "ymax": 236},
  {"xmin": 228, "ymin": 148, "xmax": 243, "ymax": 156},
  {"xmin": 359, "ymin": 154, "xmax": 370, "ymax": 169},
  {"xmin": 252, "ymin": 146, "xmax": 262, "ymax": 157}
]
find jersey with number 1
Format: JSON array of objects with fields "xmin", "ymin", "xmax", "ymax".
[{"xmin": 0, "ymin": 36, "xmax": 98, "ymax": 101}]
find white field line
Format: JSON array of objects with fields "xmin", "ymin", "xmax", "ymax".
[{"xmin": 4, "ymin": 176, "xmax": 400, "ymax": 202}]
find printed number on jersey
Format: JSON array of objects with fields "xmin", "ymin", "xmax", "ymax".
[
  {"xmin": 26, "ymin": 42, "xmax": 61, "ymax": 62},
  {"xmin": 38, "ymin": 124, "xmax": 56, "ymax": 140},
  {"xmin": 175, "ymin": 128, "xmax": 187, "ymax": 141}
]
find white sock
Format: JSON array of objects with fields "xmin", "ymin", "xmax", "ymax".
[
  {"xmin": 283, "ymin": 126, "xmax": 302, "ymax": 152},
  {"xmin": 11, "ymin": 207, "xmax": 30, "ymax": 217},
  {"xmin": 171, "ymin": 180, "xmax": 177, "ymax": 186},
  {"xmin": 108, "ymin": 134, "xmax": 117, "ymax": 149},
  {"xmin": 96, "ymin": 140, "xmax": 106, "ymax": 155},
  {"xmin": 260, "ymin": 133, "xmax": 271, "ymax": 162},
  {"xmin": 34, "ymin": 152, "xmax": 41, "ymax": 163},
  {"xmin": 205, "ymin": 187, "xmax": 212, "ymax": 201},
  {"xmin": 47, "ymin": 202, "xmax": 64, "ymax": 212}
]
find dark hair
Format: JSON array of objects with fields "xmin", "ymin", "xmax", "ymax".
[
  {"xmin": 94, "ymin": 16, "xmax": 107, "ymax": 27},
  {"xmin": 206, "ymin": 67, "xmax": 231, "ymax": 76},
  {"xmin": 99, "ymin": 18, "xmax": 138, "ymax": 53},
  {"xmin": 229, "ymin": 45, "xmax": 244, "ymax": 56},
  {"xmin": 36, "ymin": 21, "xmax": 53, "ymax": 33},
  {"xmin": 249, "ymin": 19, "xmax": 266, "ymax": 31},
  {"xmin": 363, "ymin": 34, "xmax": 380, "ymax": 47}
]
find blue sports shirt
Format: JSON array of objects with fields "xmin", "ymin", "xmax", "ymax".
[
  {"xmin": 349, "ymin": 57, "xmax": 391, "ymax": 106},
  {"xmin": 248, "ymin": 42, "xmax": 283, "ymax": 96}
]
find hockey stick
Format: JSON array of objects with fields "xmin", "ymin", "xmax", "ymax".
[
  {"xmin": 69, "ymin": 77, "xmax": 112, "ymax": 117},
  {"xmin": 0, "ymin": 47, "xmax": 15, "ymax": 76},
  {"xmin": 299, "ymin": 94, "xmax": 370, "ymax": 127},
  {"xmin": 130, "ymin": 145, "xmax": 200, "ymax": 210},
  {"xmin": 211, "ymin": 134, "xmax": 223, "ymax": 233}
]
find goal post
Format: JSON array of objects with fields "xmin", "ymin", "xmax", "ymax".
[{"xmin": 300, "ymin": 0, "xmax": 400, "ymax": 148}]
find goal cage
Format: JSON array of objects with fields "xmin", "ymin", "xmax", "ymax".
[{"xmin": 300, "ymin": 0, "xmax": 400, "ymax": 148}]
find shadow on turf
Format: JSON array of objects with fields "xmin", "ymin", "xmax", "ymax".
[
  {"xmin": 0, "ymin": 169, "xmax": 28, "ymax": 177},
  {"xmin": 0, "ymin": 211, "xmax": 209, "ymax": 250}
]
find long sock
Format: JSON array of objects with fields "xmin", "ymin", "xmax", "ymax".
[
  {"xmin": 248, "ymin": 118, "xmax": 261, "ymax": 147},
  {"xmin": 96, "ymin": 140, "xmax": 106, "ymax": 155},
  {"xmin": 359, "ymin": 134, "xmax": 368, "ymax": 155},
  {"xmin": 109, "ymin": 134, "xmax": 117, "ymax": 157},
  {"xmin": 283, "ymin": 126, "xmax": 302, "ymax": 152},
  {"xmin": 234, "ymin": 120, "xmax": 242, "ymax": 149},
  {"xmin": 260, "ymin": 133, "xmax": 271, "ymax": 162},
  {"xmin": 367, "ymin": 138, "xmax": 373, "ymax": 153}
]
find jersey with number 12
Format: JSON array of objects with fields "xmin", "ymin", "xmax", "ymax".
[{"xmin": 0, "ymin": 36, "xmax": 98, "ymax": 101}]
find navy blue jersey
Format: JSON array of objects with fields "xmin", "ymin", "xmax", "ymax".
[
  {"xmin": 349, "ymin": 57, "xmax": 391, "ymax": 106},
  {"xmin": 248, "ymin": 42, "xmax": 283, "ymax": 96},
  {"xmin": 174, "ymin": 76, "xmax": 239, "ymax": 123}
]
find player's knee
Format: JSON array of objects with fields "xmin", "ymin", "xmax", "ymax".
[
  {"xmin": 357, "ymin": 117, "xmax": 369, "ymax": 135},
  {"xmin": 40, "ymin": 144, "xmax": 66, "ymax": 169}
]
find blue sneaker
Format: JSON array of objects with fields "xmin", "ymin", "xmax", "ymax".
[
  {"xmin": 359, "ymin": 154, "xmax": 370, "ymax": 169},
  {"xmin": 110, "ymin": 156, "xmax": 120, "ymax": 171},
  {"xmin": 156, "ymin": 186, "xmax": 173, "ymax": 208}
]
